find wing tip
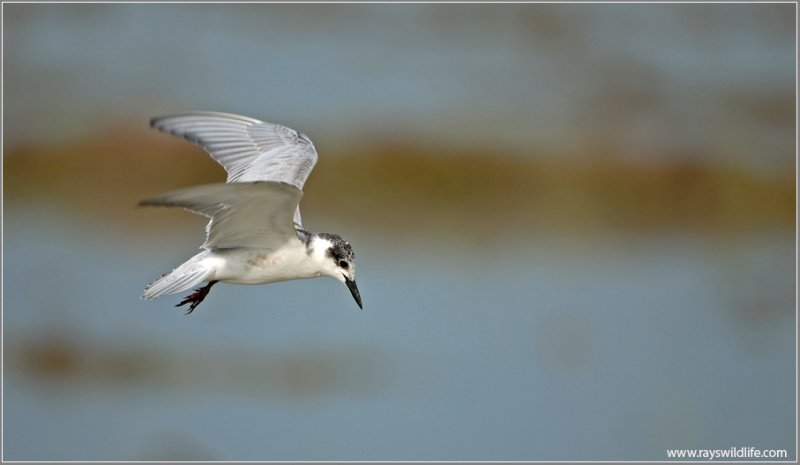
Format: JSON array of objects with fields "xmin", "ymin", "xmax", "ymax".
[
  {"xmin": 150, "ymin": 111, "xmax": 261, "ymax": 128},
  {"xmin": 137, "ymin": 196, "xmax": 169, "ymax": 208}
]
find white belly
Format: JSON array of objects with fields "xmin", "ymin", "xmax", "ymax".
[{"xmin": 209, "ymin": 243, "xmax": 323, "ymax": 285}]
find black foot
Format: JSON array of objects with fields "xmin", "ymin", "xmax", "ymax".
[{"xmin": 176, "ymin": 281, "xmax": 218, "ymax": 314}]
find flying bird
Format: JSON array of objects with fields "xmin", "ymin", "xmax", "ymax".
[{"xmin": 140, "ymin": 112, "xmax": 362, "ymax": 313}]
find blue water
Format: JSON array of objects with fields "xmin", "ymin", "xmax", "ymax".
[
  {"xmin": 3, "ymin": 208, "xmax": 795, "ymax": 460},
  {"xmin": 4, "ymin": 4, "xmax": 795, "ymax": 174}
]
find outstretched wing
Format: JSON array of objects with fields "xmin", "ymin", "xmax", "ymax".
[
  {"xmin": 139, "ymin": 182, "xmax": 303, "ymax": 250},
  {"xmin": 150, "ymin": 112, "xmax": 318, "ymax": 228}
]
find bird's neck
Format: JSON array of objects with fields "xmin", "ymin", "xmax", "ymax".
[
  {"xmin": 296, "ymin": 230, "xmax": 330, "ymax": 263},
  {"xmin": 295, "ymin": 228, "xmax": 315, "ymax": 248}
]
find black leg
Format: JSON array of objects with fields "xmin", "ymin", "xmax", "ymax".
[{"xmin": 176, "ymin": 280, "xmax": 218, "ymax": 314}]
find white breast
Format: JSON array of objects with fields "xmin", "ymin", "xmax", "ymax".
[{"xmin": 210, "ymin": 240, "xmax": 324, "ymax": 285}]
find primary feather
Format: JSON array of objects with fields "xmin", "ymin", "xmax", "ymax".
[{"xmin": 150, "ymin": 111, "xmax": 317, "ymax": 229}]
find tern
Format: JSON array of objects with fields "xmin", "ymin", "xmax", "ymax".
[{"xmin": 139, "ymin": 112, "xmax": 362, "ymax": 313}]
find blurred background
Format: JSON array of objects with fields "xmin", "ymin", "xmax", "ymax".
[{"xmin": 3, "ymin": 3, "xmax": 796, "ymax": 461}]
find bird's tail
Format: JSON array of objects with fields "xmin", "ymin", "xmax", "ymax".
[{"xmin": 142, "ymin": 251, "xmax": 216, "ymax": 300}]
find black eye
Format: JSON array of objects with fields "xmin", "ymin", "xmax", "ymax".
[{"xmin": 338, "ymin": 260, "xmax": 349, "ymax": 269}]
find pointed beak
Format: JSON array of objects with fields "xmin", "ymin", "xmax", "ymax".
[{"xmin": 344, "ymin": 276, "xmax": 363, "ymax": 309}]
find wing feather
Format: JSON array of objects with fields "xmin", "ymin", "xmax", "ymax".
[
  {"xmin": 139, "ymin": 182, "xmax": 303, "ymax": 250},
  {"xmin": 150, "ymin": 112, "xmax": 318, "ymax": 229}
]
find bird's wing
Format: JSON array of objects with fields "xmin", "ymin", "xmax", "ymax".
[
  {"xmin": 139, "ymin": 182, "xmax": 302, "ymax": 250},
  {"xmin": 150, "ymin": 112, "xmax": 318, "ymax": 229}
]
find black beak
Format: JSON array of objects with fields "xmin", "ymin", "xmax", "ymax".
[{"xmin": 345, "ymin": 277, "xmax": 363, "ymax": 309}]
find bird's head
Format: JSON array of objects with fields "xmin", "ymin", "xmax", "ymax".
[{"xmin": 310, "ymin": 233, "xmax": 362, "ymax": 309}]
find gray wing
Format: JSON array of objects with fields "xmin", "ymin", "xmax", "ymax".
[
  {"xmin": 150, "ymin": 112, "xmax": 318, "ymax": 229},
  {"xmin": 139, "ymin": 182, "xmax": 303, "ymax": 250}
]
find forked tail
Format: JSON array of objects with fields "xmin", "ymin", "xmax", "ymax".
[{"xmin": 142, "ymin": 251, "xmax": 215, "ymax": 300}]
